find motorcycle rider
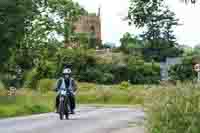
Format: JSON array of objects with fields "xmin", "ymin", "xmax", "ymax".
[{"xmin": 55, "ymin": 67, "xmax": 77, "ymax": 114}]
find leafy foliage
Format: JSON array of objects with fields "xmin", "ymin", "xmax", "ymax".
[
  {"xmin": 0, "ymin": 0, "xmax": 88, "ymax": 88},
  {"xmin": 23, "ymin": 69, "xmax": 39, "ymax": 89},
  {"xmin": 128, "ymin": 0, "xmax": 182, "ymax": 62},
  {"xmin": 120, "ymin": 32, "xmax": 143, "ymax": 55},
  {"xmin": 37, "ymin": 79, "xmax": 56, "ymax": 93},
  {"xmin": 169, "ymin": 56, "xmax": 197, "ymax": 81},
  {"xmin": 182, "ymin": 0, "xmax": 197, "ymax": 4},
  {"xmin": 193, "ymin": 44, "xmax": 200, "ymax": 55},
  {"xmin": 0, "ymin": 0, "xmax": 35, "ymax": 70}
]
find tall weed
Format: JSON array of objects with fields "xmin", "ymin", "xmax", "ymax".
[{"xmin": 147, "ymin": 83, "xmax": 200, "ymax": 133}]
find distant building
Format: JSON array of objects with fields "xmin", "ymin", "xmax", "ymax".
[{"xmin": 67, "ymin": 7, "xmax": 102, "ymax": 48}]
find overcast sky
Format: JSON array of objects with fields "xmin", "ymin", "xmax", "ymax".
[{"xmin": 73, "ymin": 0, "xmax": 200, "ymax": 47}]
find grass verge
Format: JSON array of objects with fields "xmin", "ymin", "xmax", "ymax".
[
  {"xmin": 0, "ymin": 82, "xmax": 147, "ymax": 118},
  {"xmin": 146, "ymin": 83, "xmax": 200, "ymax": 133},
  {"xmin": 0, "ymin": 91, "xmax": 55, "ymax": 118}
]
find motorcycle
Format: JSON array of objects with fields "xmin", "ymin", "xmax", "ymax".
[{"xmin": 58, "ymin": 89, "xmax": 70, "ymax": 120}]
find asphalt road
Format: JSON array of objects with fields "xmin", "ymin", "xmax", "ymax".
[{"xmin": 0, "ymin": 106, "xmax": 145, "ymax": 133}]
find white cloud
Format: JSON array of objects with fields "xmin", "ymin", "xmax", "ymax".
[
  {"xmin": 74, "ymin": 0, "xmax": 200, "ymax": 47},
  {"xmin": 167, "ymin": 0, "xmax": 200, "ymax": 47}
]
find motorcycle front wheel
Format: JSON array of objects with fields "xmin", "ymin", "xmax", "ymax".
[{"xmin": 59, "ymin": 98, "xmax": 65, "ymax": 120}]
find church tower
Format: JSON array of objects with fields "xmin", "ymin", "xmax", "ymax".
[
  {"xmin": 98, "ymin": 5, "xmax": 101, "ymax": 17},
  {"xmin": 69, "ymin": 7, "xmax": 102, "ymax": 48}
]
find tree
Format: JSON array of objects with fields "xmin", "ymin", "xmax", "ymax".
[
  {"xmin": 0, "ymin": 0, "xmax": 35, "ymax": 70},
  {"xmin": 21, "ymin": 0, "xmax": 87, "ymax": 47},
  {"xmin": 8, "ymin": 0, "xmax": 87, "ymax": 71},
  {"xmin": 181, "ymin": 0, "xmax": 197, "ymax": 4},
  {"xmin": 128, "ymin": 0, "xmax": 183, "ymax": 62},
  {"xmin": 120, "ymin": 32, "xmax": 143, "ymax": 55},
  {"xmin": 192, "ymin": 44, "xmax": 200, "ymax": 55}
]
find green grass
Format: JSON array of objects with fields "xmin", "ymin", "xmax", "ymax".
[
  {"xmin": 77, "ymin": 82, "xmax": 146, "ymax": 105},
  {"xmin": 146, "ymin": 83, "xmax": 200, "ymax": 133},
  {"xmin": 2, "ymin": 82, "xmax": 200, "ymax": 133},
  {"xmin": 0, "ymin": 82, "xmax": 147, "ymax": 118},
  {"xmin": 0, "ymin": 92, "xmax": 55, "ymax": 118}
]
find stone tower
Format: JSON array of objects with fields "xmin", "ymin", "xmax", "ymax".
[{"xmin": 73, "ymin": 7, "xmax": 102, "ymax": 46}]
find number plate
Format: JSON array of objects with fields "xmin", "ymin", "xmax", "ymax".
[{"xmin": 61, "ymin": 90, "xmax": 67, "ymax": 95}]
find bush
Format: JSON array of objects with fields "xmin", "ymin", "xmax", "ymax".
[
  {"xmin": 147, "ymin": 84, "xmax": 200, "ymax": 133},
  {"xmin": 169, "ymin": 57, "xmax": 196, "ymax": 81},
  {"xmin": 101, "ymin": 73, "xmax": 114, "ymax": 84},
  {"xmin": 57, "ymin": 49, "xmax": 160, "ymax": 84},
  {"xmin": 11, "ymin": 48, "xmax": 161, "ymax": 85},
  {"xmin": 119, "ymin": 81, "xmax": 130, "ymax": 90},
  {"xmin": 37, "ymin": 79, "xmax": 56, "ymax": 93},
  {"xmin": 23, "ymin": 68, "xmax": 39, "ymax": 89},
  {"xmin": 23, "ymin": 64, "xmax": 56, "ymax": 90},
  {"xmin": 78, "ymin": 67, "xmax": 101, "ymax": 83},
  {"xmin": 36, "ymin": 60, "xmax": 57, "ymax": 79},
  {"xmin": 127, "ymin": 57, "xmax": 160, "ymax": 84}
]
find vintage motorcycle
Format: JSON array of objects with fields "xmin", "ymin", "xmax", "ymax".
[{"xmin": 58, "ymin": 89, "xmax": 71, "ymax": 120}]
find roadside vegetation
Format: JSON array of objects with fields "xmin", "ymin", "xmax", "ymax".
[
  {"xmin": 147, "ymin": 83, "xmax": 200, "ymax": 133},
  {"xmin": 0, "ymin": 92, "xmax": 54, "ymax": 118},
  {"xmin": 1, "ymin": 0, "xmax": 200, "ymax": 133},
  {"xmin": 2, "ymin": 81, "xmax": 200, "ymax": 133},
  {"xmin": 0, "ymin": 81, "xmax": 147, "ymax": 118}
]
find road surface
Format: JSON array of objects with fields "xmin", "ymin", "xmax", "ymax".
[{"xmin": 0, "ymin": 106, "xmax": 145, "ymax": 133}]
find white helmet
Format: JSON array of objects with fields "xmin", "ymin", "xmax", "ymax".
[{"xmin": 63, "ymin": 68, "xmax": 72, "ymax": 74}]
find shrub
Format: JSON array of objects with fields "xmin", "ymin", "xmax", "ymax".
[
  {"xmin": 55, "ymin": 49, "xmax": 161, "ymax": 84},
  {"xmin": 78, "ymin": 67, "xmax": 101, "ymax": 83},
  {"xmin": 169, "ymin": 57, "xmax": 196, "ymax": 81},
  {"xmin": 101, "ymin": 73, "xmax": 114, "ymax": 84},
  {"xmin": 23, "ymin": 68, "xmax": 39, "ymax": 89},
  {"xmin": 112, "ymin": 65, "xmax": 129, "ymax": 83},
  {"xmin": 127, "ymin": 58, "xmax": 160, "ymax": 84},
  {"xmin": 119, "ymin": 81, "xmax": 130, "ymax": 90},
  {"xmin": 37, "ymin": 79, "xmax": 56, "ymax": 93},
  {"xmin": 36, "ymin": 61, "xmax": 57, "ymax": 79}
]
